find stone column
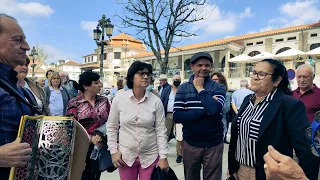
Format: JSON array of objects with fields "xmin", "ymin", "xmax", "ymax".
[
  {"xmin": 181, "ymin": 54, "xmax": 185, "ymax": 80},
  {"xmin": 224, "ymin": 48, "xmax": 230, "ymax": 78}
]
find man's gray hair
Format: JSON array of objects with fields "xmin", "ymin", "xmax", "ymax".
[
  {"xmin": 296, "ymin": 64, "xmax": 315, "ymax": 76},
  {"xmin": 0, "ymin": 14, "xmax": 17, "ymax": 35},
  {"xmin": 240, "ymin": 79, "xmax": 249, "ymax": 87},
  {"xmin": 60, "ymin": 71, "xmax": 69, "ymax": 76}
]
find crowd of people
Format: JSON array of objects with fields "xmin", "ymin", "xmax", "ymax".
[{"xmin": 1, "ymin": 13, "xmax": 320, "ymax": 180}]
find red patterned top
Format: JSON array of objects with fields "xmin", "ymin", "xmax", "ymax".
[{"xmin": 66, "ymin": 93, "xmax": 110, "ymax": 134}]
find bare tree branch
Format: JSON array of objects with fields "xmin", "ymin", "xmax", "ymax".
[{"xmin": 115, "ymin": 0, "xmax": 208, "ymax": 73}]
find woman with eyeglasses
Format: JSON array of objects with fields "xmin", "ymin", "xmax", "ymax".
[
  {"xmin": 227, "ymin": 59, "xmax": 318, "ymax": 180},
  {"xmin": 107, "ymin": 61, "xmax": 169, "ymax": 180}
]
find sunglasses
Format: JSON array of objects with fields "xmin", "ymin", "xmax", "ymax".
[{"xmin": 136, "ymin": 71, "xmax": 152, "ymax": 77}]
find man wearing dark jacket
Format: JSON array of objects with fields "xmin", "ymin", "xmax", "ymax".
[
  {"xmin": 158, "ymin": 74, "xmax": 171, "ymax": 96},
  {"xmin": 173, "ymin": 52, "xmax": 226, "ymax": 180},
  {"xmin": 0, "ymin": 14, "xmax": 33, "ymax": 178},
  {"xmin": 160, "ymin": 74, "xmax": 182, "ymax": 163}
]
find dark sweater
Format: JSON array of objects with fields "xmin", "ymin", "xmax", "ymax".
[{"xmin": 173, "ymin": 75, "xmax": 226, "ymax": 148}]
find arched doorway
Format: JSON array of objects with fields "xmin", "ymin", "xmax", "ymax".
[
  {"xmin": 221, "ymin": 54, "xmax": 235, "ymax": 70},
  {"xmin": 275, "ymin": 47, "xmax": 291, "ymax": 55}
]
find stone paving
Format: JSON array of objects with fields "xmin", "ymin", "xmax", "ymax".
[{"xmin": 100, "ymin": 138, "xmax": 229, "ymax": 180}]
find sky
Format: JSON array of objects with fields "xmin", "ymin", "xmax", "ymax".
[{"xmin": 1, "ymin": 0, "xmax": 320, "ymax": 63}]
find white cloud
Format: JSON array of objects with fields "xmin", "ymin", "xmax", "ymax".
[
  {"xmin": 269, "ymin": 0, "xmax": 320, "ymax": 26},
  {"xmin": 189, "ymin": 4, "xmax": 254, "ymax": 39},
  {"xmin": 260, "ymin": 25, "xmax": 276, "ymax": 32},
  {"xmin": 40, "ymin": 44, "xmax": 77, "ymax": 63},
  {"xmin": 0, "ymin": 0, "xmax": 54, "ymax": 17},
  {"xmin": 80, "ymin": 21, "xmax": 97, "ymax": 38}
]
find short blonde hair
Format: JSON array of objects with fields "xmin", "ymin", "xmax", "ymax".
[{"xmin": 49, "ymin": 72, "xmax": 61, "ymax": 88}]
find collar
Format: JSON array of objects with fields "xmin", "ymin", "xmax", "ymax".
[
  {"xmin": 250, "ymin": 88, "xmax": 278, "ymax": 103},
  {"xmin": 295, "ymin": 84, "xmax": 318, "ymax": 93},
  {"xmin": 188, "ymin": 75, "xmax": 211, "ymax": 83},
  {"xmin": 49, "ymin": 86, "xmax": 63, "ymax": 91},
  {"xmin": 0, "ymin": 62, "xmax": 18, "ymax": 85},
  {"xmin": 76, "ymin": 93, "xmax": 102, "ymax": 104},
  {"xmin": 128, "ymin": 89, "xmax": 149, "ymax": 101}
]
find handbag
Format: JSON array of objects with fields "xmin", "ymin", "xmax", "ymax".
[
  {"xmin": 150, "ymin": 166, "xmax": 178, "ymax": 180},
  {"xmin": 92, "ymin": 123, "xmax": 117, "ymax": 173}
]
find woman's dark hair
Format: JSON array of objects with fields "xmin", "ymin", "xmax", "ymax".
[
  {"xmin": 46, "ymin": 70, "xmax": 54, "ymax": 78},
  {"xmin": 126, "ymin": 61, "xmax": 152, "ymax": 89},
  {"xmin": 26, "ymin": 57, "xmax": 30, "ymax": 65},
  {"xmin": 73, "ymin": 71, "xmax": 100, "ymax": 92},
  {"xmin": 211, "ymin": 72, "xmax": 228, "ymax": 91},
  {"xmin": 117, "ymin": 79, "xmax": 124, "ymax": 90},
  {"xmin": 260, "ymin": 59, "xmax": 291, "ymax": 95}
]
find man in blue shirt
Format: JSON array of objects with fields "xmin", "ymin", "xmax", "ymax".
[
  {"xmin": 0, "ymin": 14, "xmax": 33, "ymax": 178},
  {"xmin": 173, "ymin": 52, "xmax": 226, "ymax": 180},
  {"xmin": 231, "ymin": 79, "xmax": 253, "ymax": 114}
]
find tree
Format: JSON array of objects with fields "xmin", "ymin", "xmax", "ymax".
[{"xmin": 116, "ymin": 0, "xmax": 208, "ymax": 74}]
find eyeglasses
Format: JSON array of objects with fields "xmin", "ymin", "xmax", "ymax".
[
  {"xmin": 250, "ymin": 71, "xmax": 273, "ymax": 80},
  {"xmin": 136, "ymin": 71, "xmax": 152, "ymax": 77}
]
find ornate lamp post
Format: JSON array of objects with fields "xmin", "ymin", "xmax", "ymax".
[
  {"xmin": 93, "ymin": 14, "xmax": 114, "ymax": 79},
  {"xmin": 29, "ymin": 46, "xmax": 38, "ymax": 77}
]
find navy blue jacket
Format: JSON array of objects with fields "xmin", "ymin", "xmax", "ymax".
[
  {"xmin": 173, "ymin": 75, "xmax": 226, "ymax": 148},
  {"xmin": 158, "ymin": 82, "xmax": 171, "ymax": 92},
  {"xmin": 160, "ymin": 87, "xmax": 172, "ymax": 117}
]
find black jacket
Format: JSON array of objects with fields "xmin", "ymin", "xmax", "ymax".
[
  {"xmin": 228, "ymin": 89, "xmax": 319, "ymax": 180},
  {"xmin": 158, "ymin": 82, "xmax": 171, "ymax": 92},
  {"xmin": 160, "ymin": 87, "xmax": 172, "ymax": 117}
]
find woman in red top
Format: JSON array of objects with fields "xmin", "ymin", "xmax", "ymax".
[{"xmin": 66, "ymin": 71, "xmax": 110, "ymax": 180}]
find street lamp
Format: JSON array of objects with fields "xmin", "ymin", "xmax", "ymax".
[
  {"xmin": 29, "ymin": 46, "xmax": 38, "ymax": 77},
  {"xmin": 93, "ymin": 14, "xmax": 114, "ymax": 79}
]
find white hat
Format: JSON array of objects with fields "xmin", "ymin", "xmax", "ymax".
[{"xmin": 159, "ymin": 74, "xmax": 168, "ymax": 80}]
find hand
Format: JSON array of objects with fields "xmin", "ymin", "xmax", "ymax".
[
  {"xmin": 193, "ymin": 77, "xmax": 204, "ymax": 92},
  {"xmin": 111, "ymin": 152, "xmax": 125, "ymax": 168},
  {"xmin": 91, "ymin": 135, "xmax": 102, "ymax": 145},
  {"xmin": 213, "ymin": 95, "xmax": 218, "ymax": 100},
  {"xmin": 157, "ymin": 158, "xmax": 169, "ymax": 172},
  {"xmin": 263, "ymin": 145, "xmax": 308, "ymax": 180},
  {"xmin": 0, "ymin": 138, "xmax": 32, "ymax": 167},
  {"xmin": 226, "ymin": 170, "xmax": 239, "ymax": 180}
]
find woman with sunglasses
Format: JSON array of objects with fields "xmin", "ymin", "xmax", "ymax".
[
  {"xmin": 227, "ymin": 59, "xmax": 318, "ymax": 180},
  {"xmin": 107, "ymin": 61, "xmax": 169, "ymax": 180}
]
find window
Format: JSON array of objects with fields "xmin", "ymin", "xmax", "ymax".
[
  {"xmin": 248, "ymin": 51, "xmax": 261, "ymax": 57},
  {"xmin": 256, "ymin": 41, "xmax": 263, "ymax": 45},
  {"xmin": 114, "ymin": 52, "xmax": 121, "ymax": 59},
  {"xmin": 103, "ymin": 53, "xmax": 107, "ymax": 60},
  {"xmin": 275, "ymin": 38, "xmax": 284, "ymax": 42},
  {"xmin": 84, "ymin": 57, "xmax": 86, "ymax": 63},
  {"xmin": 246, "ymin": 43, "xmax": 253, "ymax": 46},
  {"xmin": 311, "ymin": 33, "xmax": 318, "ymax": 37},
  {"xmin": 310, "ymin": 43, "xmax": 320, "ymax": 50},
  {"xmin": 287, "ymin": 37, "xmax": 296, "ymax": 40},
  {"xmin": 275, "ymin": 47, "xmax": 291, "ymax": 55}
]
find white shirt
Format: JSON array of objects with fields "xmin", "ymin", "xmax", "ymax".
[
  {"xmin": 167, "ymin": 89, "xmax": 175, "ymax": 113},
  {"xmin": 107, "ymin": 90, "xmax": 169, "ymax": 168}
]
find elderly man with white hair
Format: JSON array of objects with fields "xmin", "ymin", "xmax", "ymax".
[
  {"xmin": 292, "ymin": 64, "xmax": 320, "ymax": 123},
  {"xmin": 231, "ymin": 79, "xmax": 253, "ymax": 114},
  {"xmin": 59, "ymin": 71, "xmax": 78, "ymax": 98}
]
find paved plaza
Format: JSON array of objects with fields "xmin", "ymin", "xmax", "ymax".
[{"xmin": 100, "ymin": 138, "xmax": 230, "ymax": 180}]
